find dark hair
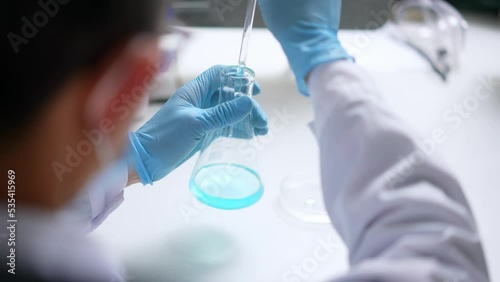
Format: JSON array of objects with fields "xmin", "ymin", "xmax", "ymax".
[{"xmin": 4, "ymin": 0, "xmax": 166, "ymax": 144}]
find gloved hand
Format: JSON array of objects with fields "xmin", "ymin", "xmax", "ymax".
[
  {"xmin": 259, "ymin": 0, "xmax": 352, "ymax": 95},
  {"xmin": 128, "ymin": 65, "xmax": 268, "ymax": 185}
]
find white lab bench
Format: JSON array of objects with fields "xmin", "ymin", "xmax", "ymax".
[{"xmin": 92, "ymin": 15, "xmax": 500, "ymax": 282}]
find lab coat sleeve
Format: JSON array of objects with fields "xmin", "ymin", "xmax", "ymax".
[
  {"xmin": 62, "ymin": 161, "xmax": 128, "ymax": 231},
  {"xmin": 308, "ymin": 61, "xmax": 489, "ymax": 282},
  {"xmin": 86, "ymin": 161, "xmax": 128, "ymax": 230}
]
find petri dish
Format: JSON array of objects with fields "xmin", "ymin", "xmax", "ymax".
[{"xmin": 278, "ymin": 173, "xmax": 331, "ymax": 224}]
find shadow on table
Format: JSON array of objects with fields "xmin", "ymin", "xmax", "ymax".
[{"xmin": 124, "ymin": 225, "xmax": 240, "ymax": 282}]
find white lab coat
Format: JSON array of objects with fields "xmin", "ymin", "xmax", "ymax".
[
  {"xmin": 4, "ymin": 60, "xmax": 489, "ymax": 281},
  {"xmin": 309, "ymin": 61, "xmax": 489, "ymax": 282},
  {"xmin": 0, "ymin": 162, "xmax": 128, "ymax": 282}
]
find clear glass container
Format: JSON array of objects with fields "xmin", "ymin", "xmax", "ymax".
[
  {"xmin": 279, "ymin": 172, "xmax": 331, "ymax": 224},
  {"xmin": 189, "ymin": 66, "xmax": 263, "ymax": 210},
  {"xmin": 392, "ymin": 0, "xmax": 468, "ymax": 78}
]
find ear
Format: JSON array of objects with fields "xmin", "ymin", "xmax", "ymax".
[{"xmin": 83, "ymin": 34, "xmax": 161, "ymax": 156}]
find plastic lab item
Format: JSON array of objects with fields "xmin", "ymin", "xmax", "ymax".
[
  {"xmin": 189, "ymin": 65, "xmax": 264, "ymax": 210},
  {"xmin": 279, "ymin": 172, "xmax": 331, "ymax": 225},
  {"xmin": 392, "ymin": 0, "xmax": 468, "ymax": 80}
]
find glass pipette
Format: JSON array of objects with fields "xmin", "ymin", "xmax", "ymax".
[
  {"xmin": 229, "ymin": 0, "xmax": 257, "ymax": 140},
  {"xmin": 238, "ymin": 0, "xmax": 257, "ymax": 69}
]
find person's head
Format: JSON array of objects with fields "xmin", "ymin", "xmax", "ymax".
[{"xmin": 3, "ymin": 0, "xmax": 167, "ymax": 209}]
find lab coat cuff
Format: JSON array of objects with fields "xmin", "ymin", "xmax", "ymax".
[
  {"xmin": 87, "ymin": 160, "xmax": 128, "ymax": 231},
  {"xmin": 90, "ymin": 192, "xmax": 124, "ymax": 231}
]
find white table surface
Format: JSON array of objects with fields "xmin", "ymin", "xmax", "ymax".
[{"xmin": 93, "ymin": 16, "xmax": 500, "ymax": 282}]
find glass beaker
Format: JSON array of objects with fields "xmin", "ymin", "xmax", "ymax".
[{"xmin": 189, "ymin": 65, "xmax": 264, "ymax": 210}]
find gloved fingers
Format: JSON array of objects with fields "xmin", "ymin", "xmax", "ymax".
[
  {"xmin": 251, "ymin": 99, "xmax": 268, "ymax": 130},
  {"xmin": 254, "ymin": 127, "xmax": 269, "ymax": 136},
  {"xmin": 208, "ymin": 89, "xmax": 221, "ymax": 108},
  {"xmin": 196, "ymin": 65, "xmax": 226, "ymax": 95},
  {"xmin": 177, "ymin": 65, "xmax": 226, "ymax": 106},
  {"xmin": 201, "ymin": 96, "xmax": 253, "ymax": 132},
  {"xmin": 253, "ymin": 82, "xmax": 262, "ymax": 96},
  {"xmin": 208, "ymin": 81, "xmax": 261, "ymax": 108}
]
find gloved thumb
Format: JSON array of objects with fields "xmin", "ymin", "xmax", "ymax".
[{"xmin": 202, "ymin": 96, "xmax": 253, "ymax": 131}]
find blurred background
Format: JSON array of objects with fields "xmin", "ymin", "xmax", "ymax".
[
  {"xmin": 171, "ymin": 0, "xmax": 500, "ymax": 28},
  {"xmin": 93, "ymin": 1, "xmax": 500, "ymax": 281}
]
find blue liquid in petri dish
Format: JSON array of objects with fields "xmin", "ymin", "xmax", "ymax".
[{"xmin": 190, "ymin": 163, "xmax": 263, "ymax": 210}]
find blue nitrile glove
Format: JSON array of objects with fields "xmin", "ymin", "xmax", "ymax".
[
  {"xmin": 128, "ymin": 65, "xmax": 268, "ymax": 185},
  {"xmin": 259, "ymin": 0, "xmax": 352, "ymax": 95}
]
